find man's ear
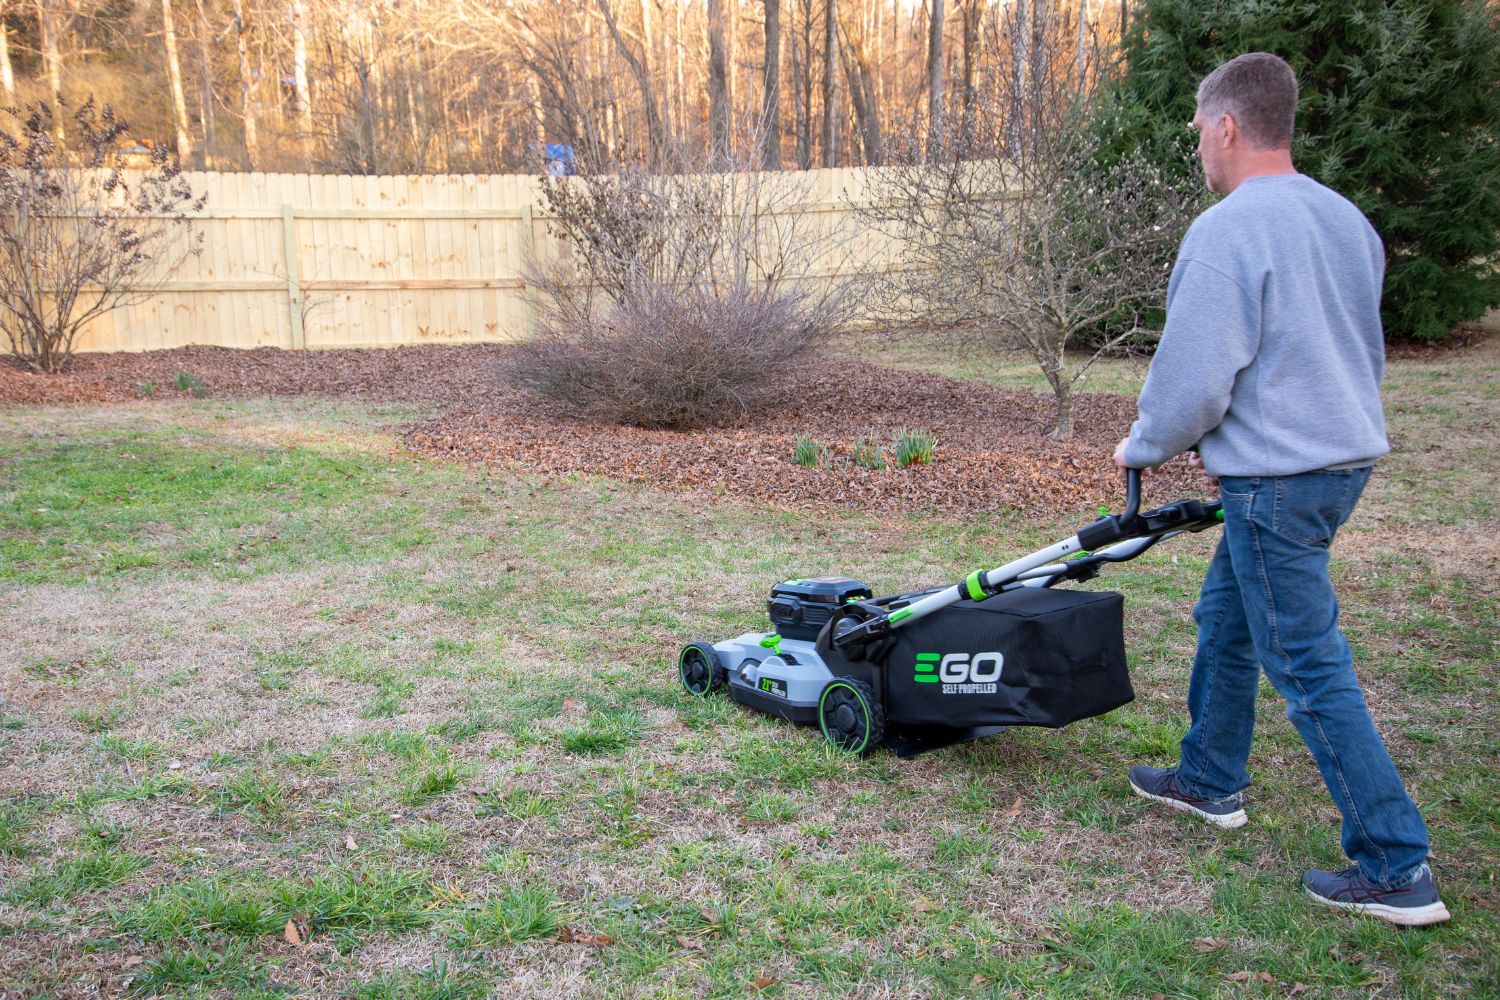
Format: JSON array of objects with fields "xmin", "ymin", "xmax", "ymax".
[{"xmin": 1217, "ymin": 113, "xmax": 1239, "ymax": 148}]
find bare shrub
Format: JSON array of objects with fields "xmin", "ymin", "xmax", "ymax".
[
  {"xmin": 860, "ymin": 4, "xmax": 1204, "ymax": 440},
  {"xmin": 511, "ymin": 152, "xmax": 857, "ymax": 430},
  {"xmin": 0, "ymin": 98, "xmax": 204, "ymax": 374}
]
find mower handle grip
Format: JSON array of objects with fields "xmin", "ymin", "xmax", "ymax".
[
  {"xmin": 1121, "ymin": 468, "xmax": 1142, "ymax": 526},
  {"xmin": 1076, "ymin": 468, "xmax": 1145, "ymax": 552}
]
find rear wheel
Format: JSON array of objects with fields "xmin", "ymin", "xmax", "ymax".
[
  {"xmin": 679, "ymin": 642, "xmax": 725, "ymax": 696},
  {"xmin": 817, "ymin": 678, "xmax": 884, "ymax": 756}
]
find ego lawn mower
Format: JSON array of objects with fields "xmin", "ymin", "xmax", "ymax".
[{"xmin": 677, "ymin": 470, "xmax": 1223, "ymax": 758}]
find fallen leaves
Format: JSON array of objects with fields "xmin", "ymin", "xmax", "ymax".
[
  {"xmin": 1193, "ymin": 936, "xmax": 1227, "ymax": 953},
  {"xmin": 8, "ymin": 343, "xmax": 1213, "ymax": 516},
  {"xmin": 675, "ymin": 935, "xmax": 706, "ymax": 952},
  {"xmin": 554, "ymin": 925, "xmax": 613, "ymax": 947},
  {"xmin": 284, "ymin": 918, "xmax": 304, "ymax": 946}
]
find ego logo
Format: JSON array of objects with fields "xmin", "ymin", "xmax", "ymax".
[{"xmin": 914, "ymin": 652, "xmax": 1004, "ymax": 694}]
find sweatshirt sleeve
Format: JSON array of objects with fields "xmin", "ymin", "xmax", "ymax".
[{"xmin": 1123, "ymin": 258, "xmax": 1261, "ymax": 469}]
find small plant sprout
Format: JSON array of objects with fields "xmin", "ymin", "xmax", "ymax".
[
  {"xmin": 893, "ymin": 428, "xmax": 936, "ymax": 467},
  {"xmin": 793, "ymin": 434, "xmax": 825, "ymax": 468},
  {"xmin": 140, "ymin": 380, "xmax": 155, "ymax": 396},
  {"xmin": 174, "ymin": 372, "xmax": 207, "ymax": 398},
  {"xmin": 852, "ymin": 433, "xmax": 886, "ymax": 471}
]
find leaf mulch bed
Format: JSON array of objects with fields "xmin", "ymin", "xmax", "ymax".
[{"xmin": 1, "ymin": 344, "xmax": 1201, "ymax": 516}]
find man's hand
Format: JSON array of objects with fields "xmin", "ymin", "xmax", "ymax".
[
  {"xmin": 1186, "ymin": 449, "xmax": 1218, "ymax": 488},
  {"xmin": 1112, "ymin": 437, "xmax": 1132, "ymax": 470}
]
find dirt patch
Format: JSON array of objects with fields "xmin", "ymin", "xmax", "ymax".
[{"xmin": 1, "ymin": 344, "xmax": 1203, "ymax": 515}]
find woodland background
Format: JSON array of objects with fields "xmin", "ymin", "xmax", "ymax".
[{"xmin": 0, "ymin": 0, "xmax": 1120, "ymax": 173}]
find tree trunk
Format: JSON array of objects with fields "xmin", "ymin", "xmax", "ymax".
[
  {"xmin": 792, "ymin": 0, "xmax": 812, "ymax": 168},
  {"xmin": 528, "ymin": 71, "xmax": 546, "ymax": 166},
  {"xmin": 193, "ymin": 0, "xmax": 216, "ymax": 166},
  {"xmin": 229, "ymin": 0, "xmax": 258, "ymax": 169},
  {"xmin": 595, "ymin": 0, "xmax": 664, "ymax": 162},
  {"xmin": 1077, "ymin": 0, "xmax": 1088, "ymax": 87},
  {"xmin": 839, "ymin": 22, "xmax": 881, "ymax": 166},
  {"xmin": 707, "ymin": 0, "xmax": 730, "ymax": 162},
  {"xmin": 960, "ymin": 0, "xmax": 978, "ymax": 133},
  {"xmin": 291, "ymin": 0, "xmax": 313, "ymax": 158},
  {"xmin": 925, "ymin": 0, "xmax": 944, "ymax": 146},
  {"xmin": 161, "ymin": 0, "xmax": 192, "ymax": 164},
  {"xmin": 1049, "ymin": 381, "xmax": 1074, "ymax": 440},
  {"xmin": 820, "ymin": 0, "xmax": 835, "ymax": 167},
  {"xmin": 1015, "ymin": 0, "xmax": 1029, "ymax": 102},
  {"xmin": 675, "ymin": 0, "xmax": 685, "ymax": 136},
  {"xmin": 760, "ymin": 0, "xmax": 781, "ymax": 169},
  {"xmin": 0, "ymin": 3, "xmax": 15, "ymax": 101},
  {"xmin": 37, "ymin": 1, "xmax": 64, "ymax": 137},
  {"xmin": 728, "ymin": 0, "xmax": 737, "ymax": 121}
]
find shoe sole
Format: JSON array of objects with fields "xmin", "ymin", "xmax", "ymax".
[
  {"xmin": 1129, "ymin": 778, "xmax": 1248, "ymax": 829},
  {"xmin": 1304, "ymin": 889, "xmax": 1451, "ymax": 927}
]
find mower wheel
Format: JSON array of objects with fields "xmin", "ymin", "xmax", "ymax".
[
  {"xmin": 817, "ymin": 678, "xmax": 884, "ymax": 756},
  {"xmin": 679, "ymin": 642, "xmax": 726, "ymax": 696}
]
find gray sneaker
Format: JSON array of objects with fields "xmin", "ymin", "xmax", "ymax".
[
  {"xmin": 1302, "ymin": 864, "xmax": 1451, "ymax": 927},
  {"xmin": 1128, "ymin": 764, "xmax": 1248, "ymax": 829}
]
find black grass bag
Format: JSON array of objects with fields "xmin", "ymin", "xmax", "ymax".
[{"xmin": 823, "ymin": 587, "xmax": 1133, "ymax": 729}]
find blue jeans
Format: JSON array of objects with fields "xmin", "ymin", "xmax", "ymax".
[{"xmin": 1175, "ymin": 468, "xmax": 1430, "ymax": 888}]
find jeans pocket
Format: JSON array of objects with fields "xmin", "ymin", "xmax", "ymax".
[
  {"xmin": 1218, "ymin": 477, "xmax": 1256, "ymax": 504},
  {"xmin": 1272, "ymin": 474, "xmax": 1348, "ymax": 547}
]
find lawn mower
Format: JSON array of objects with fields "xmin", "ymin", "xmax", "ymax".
[{"xmin": 677, "ymin": 469, "xmax": 1223, "ymax": 757}]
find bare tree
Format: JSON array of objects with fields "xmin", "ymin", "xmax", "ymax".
[
  {"xmin": 193, "ymin": 0, "xmax": 217, "ymax": 165},
  {"xmin": 860, "ymin": 16, "xmax": 1203, "ymax": 440},
  {"xmin": 839, "ymin": 17, "xmax": 881, "ymax": 165},
  {"xmin": 35, "ymin": 0, "xmax": 69, "ymax": 136},
  {"xmin": 229, "ymin": 0, "xmax": 258, "ymax": 168},
  {"xmin": 0, "ymin": 100, "xmax": 203, "ymax": 373},
  {"xmin": 291, "ymin": 0, "xmax": 312, "ymax": 156},
  {"xmin": 925, "ymin": 0, "xmax": 944, "ymax": 143},
  {"xmin": 595, "ymin": 0, "xmax": 666, "ymax": 162},
  {"xmin": 0, "ymin": 2, "xmax": 16, "ymax": 101},
  {"xmin": 820, "ymin": 0, "xmax": 835, "ymax": 167},
  {"xmin": 161, "ymin": 0, "xmax": 193, "ymax": 163},
  {"xmin": 707, "ymin": 0, "xmax": 731, "ymax": 161},
  {"xmin": 959, "ymin": 0, "xmax": 980, "ymax": 132},
  {"xmin": 760, "ymin": 0, "xmax": 781, "ymax": 169}
]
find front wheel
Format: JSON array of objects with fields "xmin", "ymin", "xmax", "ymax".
[
  {"xmin": 817, "ymin": 678, "xmax": 884, "ymax": 756},
  {"xmin": 679, "ymin": 642, "xmax": 725, "ymax": 696}
]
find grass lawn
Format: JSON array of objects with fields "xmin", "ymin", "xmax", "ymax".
[{"xmin": 0, "ymin": 338, "xmax": 1496, "ymax": 998}]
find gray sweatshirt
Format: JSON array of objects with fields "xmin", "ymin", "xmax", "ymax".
[{"xmin": 1123, "ymin": 173, "xmax": 1389, "ymax": 477}]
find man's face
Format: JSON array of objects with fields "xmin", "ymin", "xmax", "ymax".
[{"xmin": 1191, "ymin": 107, "xmax": 1227, "ymax": 194}]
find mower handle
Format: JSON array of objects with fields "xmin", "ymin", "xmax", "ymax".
[{"xmin": 1121, "ymin": 467, "xmax": 1142, "ymax": 525}]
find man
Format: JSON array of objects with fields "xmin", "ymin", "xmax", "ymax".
[{"xmin": 1113, "ymin": 52, "xmax": 1449, "ymax": 926}]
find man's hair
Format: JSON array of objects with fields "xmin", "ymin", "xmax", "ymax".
[{"xmin": 1196, "ymin": 52, "xmax": 1298, "ymax": 149}]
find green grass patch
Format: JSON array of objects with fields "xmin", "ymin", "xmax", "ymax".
[
  {"xmin": 449, "ymin": 884, "xmax": 562, "ymax": 948},
  {"xmin": 0, "ymin": 428, "xmax": 442, "ymax": 584}
]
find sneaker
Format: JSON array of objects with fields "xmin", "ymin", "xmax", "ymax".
[
  {"xmin": 1128, "ymin": 764, "xmax": 1248, "ymax": 829},
  {"xmin": 1302, "ymin": 864, "xmax": 1451, "ymax": 927}
]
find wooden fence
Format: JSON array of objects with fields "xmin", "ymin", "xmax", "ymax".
[{"xmin": 72, "ymin": 167, "xmax": 886, "ymax": 354}]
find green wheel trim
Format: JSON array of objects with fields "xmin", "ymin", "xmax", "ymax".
[
  {"xmin": 819, "ymin": 681, "xmax": 872, "ymax": 754},
  {"xmin": 965, "ymin": 570, "xmax": 987, "ymax": 601},
  {"xmin": 679, "ymin": 645, "xmax": 716, "ymax": 697}
]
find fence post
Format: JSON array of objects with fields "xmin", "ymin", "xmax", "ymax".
[
  {"xmin": 519, "ymin": 201, "xmax": 535, "ymax": 337},
  {"xmin": 281, "ymin": 204, "xmax": 306, "ymax": 350}
]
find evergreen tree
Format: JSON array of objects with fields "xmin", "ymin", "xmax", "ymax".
[{"xmin": 1103, "ymin": 0, "xmax": 1500, "ymax": 341}]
